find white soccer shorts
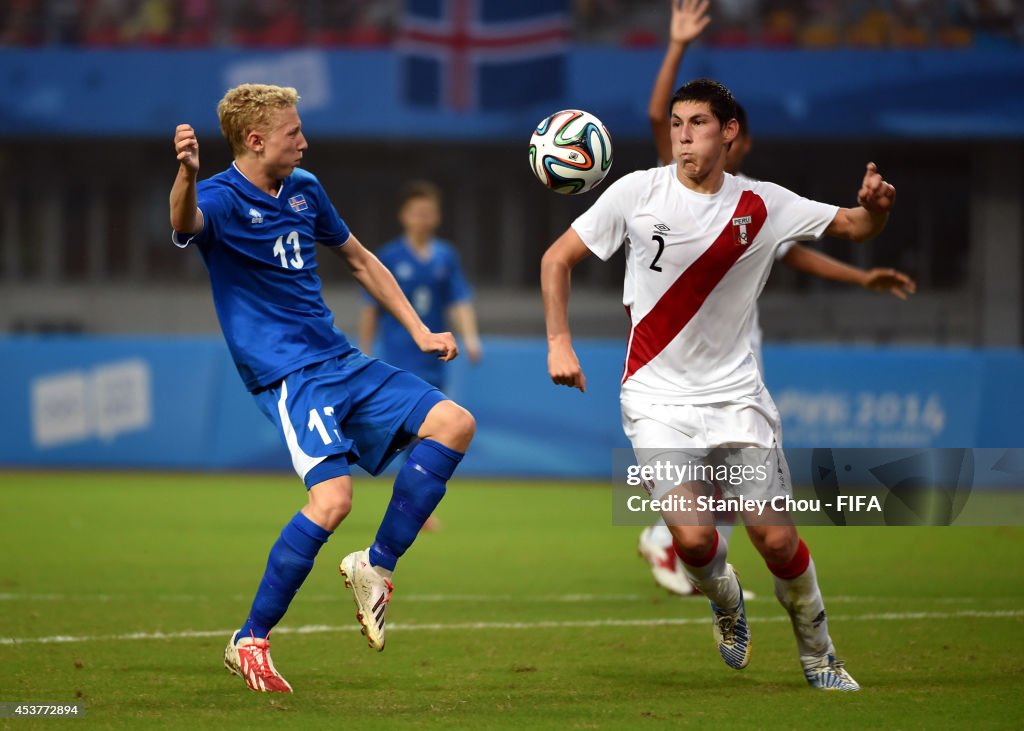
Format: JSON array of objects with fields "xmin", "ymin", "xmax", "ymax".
[{"xmin": 621, "ymin": 387, "xmax": 793, "ymax": 521}]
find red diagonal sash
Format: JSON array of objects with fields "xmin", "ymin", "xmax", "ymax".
[{"xmin": 622, "ymin": 190, "xmax": 768, "ymax": 383}]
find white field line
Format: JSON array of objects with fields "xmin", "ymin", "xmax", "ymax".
[
  {"xmin": 0, "ymin": 592, "xmax": 648, "ymax": 604},
  {"xmin": 0, "ymin": 592, "xmax": 994, "ymax": 604},
  {"xmin": 1, "ymin": 609, "xmax": 1021, "ymax": 647}
]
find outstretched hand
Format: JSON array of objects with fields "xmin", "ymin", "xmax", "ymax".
[
  {"xmin": 670, "ymin": 0, "xmax": 712, "ymax": 45},
  {"xmin": 862, "ymin": 268, "xmax": 917, "ymax": 300},
  {"xmin": 856, "ymin": 162, "xmax": 895, "ymax": 214},
  {"xmin": 174, "ymin": 124, "xmax": 200, "ymax": 175}
]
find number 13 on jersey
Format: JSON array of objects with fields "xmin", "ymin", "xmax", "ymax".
[{"xmin": 273, "ymin": 231, "xmax": 304, "ymax": 269}]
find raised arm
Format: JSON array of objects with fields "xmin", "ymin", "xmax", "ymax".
[
  {"xmin": 169, "ymin": 124, "xmax": 204, "ymax": 234},
  {"xmin": 541, "ymin": 228, "xmax": 593, "ymax": 392},
  {"xmin": 648, "ymin": 0, "xmax": 711, "ymax": 165},
  {"xmin": 331, "ymin": 235, "xmax": 458, "ymax": 362},
  {"xmin": 825, "ymin": 162, "xmax": 896, "ymax": 243},
  {"xmin": 782, "ymin": 245, "xmax": 917, "ymax": 300}
]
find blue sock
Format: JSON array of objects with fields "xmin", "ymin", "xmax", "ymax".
[
  {"xmin": 238, "ymin": 511, "xmax": 331, "ymax": 640},
  {"xmin": 369, "ymin": 439, "xmax": 463, "ymax": 571}
]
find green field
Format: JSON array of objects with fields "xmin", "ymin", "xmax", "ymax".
[{"xmin": 1, "ymin": 472, "xmax": 1022, "ymax": 730}]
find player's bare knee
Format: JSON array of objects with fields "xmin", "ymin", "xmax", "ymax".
[
  {"xmin": 306, "ymin": 478, "xmax": 353, "ymax": 530},
  {"xmin": 670, "ymin": 527, "xmax": 716, "ymax": 560},
  {"xmin": 306, "ymin": 499, "xmax": 350, "ymax": 531},
  {"xmin": 449, "ymin": 403, "xmax": 476, "ymax": 444},
  {"xmin": 325, "ymin": 494, "xmax": 352, "ymax": 527},
  {"xmin": 420, "ymin": 400, "xmax": 475, "ymax": 452},
  {"xmin": 752, "ymin": 526, "xmax": 798, "ymax": 564}
]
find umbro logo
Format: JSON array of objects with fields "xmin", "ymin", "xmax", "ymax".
[
  {"xmin": 654, "ymin": 224, "xmax": 671, "ymax": 232},
  {"xmin": 248, "ymin": 208, "xmax": 264, "ymax": 224}
]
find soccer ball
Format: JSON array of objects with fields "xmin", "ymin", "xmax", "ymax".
[{"xmin": 528, "ymin": 109, "xmax": 613, "ymax": 195}]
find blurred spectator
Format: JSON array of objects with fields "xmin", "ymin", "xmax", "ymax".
[
  {"xmin": 354, "ymin": 0, "xmax": 399, "ymax": 45},
  {"xmin": 309, "ymin": 0, "xmax": 395, "ymax": 46},
  {"xmin": 890, "ymin": 0, "xmax": 935, "ymax": 47},
  {"xmin": 575, "ymin": 0, "xmax": 626, "ymax": 44},
  {"xmin": 846, "ymin": 1, "xmax": 895, "ymax": 47},
  {"xmin": 45, "ymin": 0, "xmax": 81, "ymax": 44},
  {"xmin": 308, "ymin": 0, "xmax": 360, "ymax": 46},
  {"xmin": 81, "ymin": 0, "xmax": 129, "ymax": 46},
  {"xmin": 759, "ymin": 7, "xmax": 799, "ymax": 46},
  {"xmin": 124, "ymin": 0, "xmax": 175, "ymax": 45},
  {"xmin": 177, "ymin": 0, "xmax": 216, "ymax": 47},
  {"xmin": 231, "ymin": 0, "xmax": 305, "ymax": 47},
  {"xmin": 706, "ymin": 0, "xmax": 760, "ymax": 46},
  {"xmin": 799, "ymin": 0, "xmax": 843, "ymax": 47}
]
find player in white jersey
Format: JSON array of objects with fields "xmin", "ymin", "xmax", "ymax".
[
  {"xmin": 541, "ymin": 78, "xmax": 896, "ymax": 690},
  {"xmin": 636, "ymin": 0, "xmax": 916, "ymax": 598}
]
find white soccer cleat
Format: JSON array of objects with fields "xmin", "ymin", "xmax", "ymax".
[
  {"xmin": 708, "ymin": 565, "xmax": 751, "ymax": 670},
  {"xmin": 637, "ymin": 527, "xmax": 701, "ymax": 596},
  {"xmin": 339, "ymin": 549, "xmax": 393, "ymax": 652},
  {"xmin": 637, "ymin": 528, "xmax": 757, "ymax": 600},
  {"xmin": 223, "ymin": 630, "xmax": 293, "ymax": 693},
  {"xmin": 802, "ymin": 647, "xmax": 860, "ymax": 691}
]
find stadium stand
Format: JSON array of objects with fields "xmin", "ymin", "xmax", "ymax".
[{"xmin": 1, "ymin": 0, "xmax": 1020, "ymax": 48}]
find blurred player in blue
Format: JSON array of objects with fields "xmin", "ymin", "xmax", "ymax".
[
  {"xmin": 359, "ymin": 180, "xmax": 483, "ymax": 391},
  {"xmin": 359, "ymin": 181, "xmax": 482, "ymax": 531},
  {"xmin": 169, "ymin": 83, "xmax": 475, "ymax": 693}
]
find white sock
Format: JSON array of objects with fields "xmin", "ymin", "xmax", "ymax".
[
  {"xmin": 773, "ymin": 557, "xmax": 832, "ymax": 658},
  {"xmin": 678, "ymin": 530, "xmax": 739, "ymax": 609}
]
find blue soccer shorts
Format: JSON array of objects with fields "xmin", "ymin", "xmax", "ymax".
[{"xmin": 253, "ymin": 349, "xmax": 446, "ymax": 488}]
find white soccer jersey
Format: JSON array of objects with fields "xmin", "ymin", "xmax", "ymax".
[{"xmin": 572, "ymin": 165, "xmax": 837, "ymax": 404}]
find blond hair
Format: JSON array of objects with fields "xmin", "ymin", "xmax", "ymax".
[{"xmin": 216, "ymin": 84, "xmax": 300, "ymax": 157}]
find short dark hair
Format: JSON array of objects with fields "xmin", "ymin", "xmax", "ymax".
[
  {"xmin": 670, "ymin": 78, "xmax": 738, "ymax": 131},
  {"xmin": 398, "ymin": 180, "xmax": 442, "ymax": 209}
]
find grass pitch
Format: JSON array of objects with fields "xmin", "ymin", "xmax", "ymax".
[{"xmin": 1, "ymin": 472, "xmax": 1022, "ymax": 730}]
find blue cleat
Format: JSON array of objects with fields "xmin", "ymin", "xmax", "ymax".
[{"xmin": 708, "ymin": 566, "xmax": 751, "ymax": 670}]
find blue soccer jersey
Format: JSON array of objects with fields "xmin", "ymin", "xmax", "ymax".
[
  {"xmin": 366, "ymin": 238, "xmax": 472, "ymax": 387},
  {"xmin": 174, "ymin": 164, "xmax": 353, "ymax": 391}
]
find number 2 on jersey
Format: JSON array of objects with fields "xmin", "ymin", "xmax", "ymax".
[
  {"xmin": 650, "ymin": 234, "xmax": 665, "ymax": 272},
  {"xmin": 273, "ymin": 231, "xmax": 304, "ymax": 269}
]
